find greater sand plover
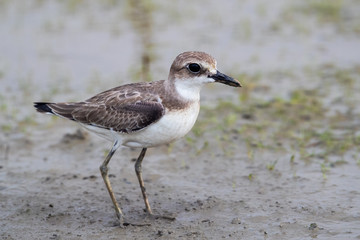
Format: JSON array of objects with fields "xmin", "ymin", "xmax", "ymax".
[{"xmin": 34, "ymin": 51, "xmax": 241, "ymax": 226}]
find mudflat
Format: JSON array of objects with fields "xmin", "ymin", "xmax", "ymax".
[{"xmin": 1, "ymin": 1, "xmax": 360, "ymax": 239}]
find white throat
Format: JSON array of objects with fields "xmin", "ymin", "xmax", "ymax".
[{"xmin": 173, "ymin": 76, "xmax": 214, "ymax": 101}]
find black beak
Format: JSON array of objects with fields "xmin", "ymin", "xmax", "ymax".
[{"xmin": 209, "ymin": 70, "xmax": 242, "ymax": 87}]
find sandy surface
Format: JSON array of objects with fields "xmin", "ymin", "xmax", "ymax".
[{"xmin": 1, "ymin": 1, "xmax": 360, "ymax": 239}]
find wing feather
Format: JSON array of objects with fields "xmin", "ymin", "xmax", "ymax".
[
  {"xmin": 71, "ymin": 101, "xmax": 164, "ymax": 133},
  {"xmin": 39, "ymin": 82, "xmax": 166, "ymax": 133}
]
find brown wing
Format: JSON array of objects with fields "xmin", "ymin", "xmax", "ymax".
[
  {"xmin": 71, "ymin": 101, "xmax": 164, "ymax": 133},
  {"xmin": 35, "ymin": 82, "xmax": 166, "ymax": 133}
]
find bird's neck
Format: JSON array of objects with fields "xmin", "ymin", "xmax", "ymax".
[{"xmin": 165, "ymin": 78, "xmax": 201, "ymax": 103}]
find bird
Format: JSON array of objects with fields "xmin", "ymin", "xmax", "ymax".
[{"xmin": 34, "ymin": 51, "xmax": 241, "ymax": 226}]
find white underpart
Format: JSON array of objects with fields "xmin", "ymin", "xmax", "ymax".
[
  {"xmin": 123, "ymin": 101, "xmax": 200, "ymax": 147},
  {"xmin": 79, "ymin": 123, "xmax": 115, "ymax": 141}
]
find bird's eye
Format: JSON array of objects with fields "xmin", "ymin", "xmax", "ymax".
[{"xmin": 187, "ymin": 63, "xmax": 201, "ymax": 73}]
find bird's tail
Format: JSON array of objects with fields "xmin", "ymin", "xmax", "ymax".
[
  {"xmin": 34, "ymin": 102, "xmax": 77, "ymax": 120},
  {"xmin": 34, "ymin": 102, "xmax": 54, "ymax": 114}
]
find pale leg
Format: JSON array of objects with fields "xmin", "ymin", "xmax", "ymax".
[
  {"xmin": 100, "ymin": 142, "xmax": 150, "ymax": 226},
  {"xmin": 99, "ymin": 140, "xmax": 125, "ymax": 224},
  {"xmin": 134, "ymin": 148, "xmax": 153, "ymax": 214},
  {"xmin": 134, "ymin": 148, "xmax": 176, "ymax": 221}
]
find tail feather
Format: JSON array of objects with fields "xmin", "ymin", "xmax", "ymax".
[
  {"xmin": 34, "ymin": 102, "xmax": 54, "ymax": 114},
  {"xmin": 34, "ymin": 102, "xmax": 77, "ymax": 120}
]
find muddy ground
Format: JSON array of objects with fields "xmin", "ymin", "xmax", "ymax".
[{"xmin": 1, "ymin": 1, "xmax": 360, "ymax": 239}]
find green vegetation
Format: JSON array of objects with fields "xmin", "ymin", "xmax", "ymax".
[
  {"xmin": 274, "ymin": 0, "xmax": 359, "ymax": 34},
  {"xmin": 266, "ymin": 160, "xmax": 278, "ymax": 171},
  {"xmin": 302, "ymin": 0, "xmax": 344, "ymax": 23}
]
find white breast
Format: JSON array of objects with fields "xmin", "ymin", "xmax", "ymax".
[{"xmin": 122, "ymin": 101, "xmax": 200, "ymax": 148}]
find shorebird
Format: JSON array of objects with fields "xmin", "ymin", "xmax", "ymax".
[{"xmin": 34, "ymin": 51, "xmax": 241, "ymax": 226}]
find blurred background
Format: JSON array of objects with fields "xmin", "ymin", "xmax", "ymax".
[
  {"xmin": 1, "ymin": 0, "xmax": 360, "ymax": 239},
  {"xmin": 1, "ymin": 0, "xmax": 359, "ymax": 107}
]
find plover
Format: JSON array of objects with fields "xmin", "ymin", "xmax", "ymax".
[{"xmin": 34, "ymin": 51, "xmax": 241, "ymax": 226}]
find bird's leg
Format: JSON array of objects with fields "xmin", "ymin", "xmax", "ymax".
[
  {"xmin": 134, "ymin": 148, "xmax": 152, "ymax": 214},
  {"xmin": 134, "ymin": 148, "xmax": 176, "ymax": 221},
  {"xmin": 99, "ymin": 141, "xmax": 125, "ymax": 224},
  {"xmin": 100, "ymin": 141, "xmax": 150, "ymax": 227}
]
